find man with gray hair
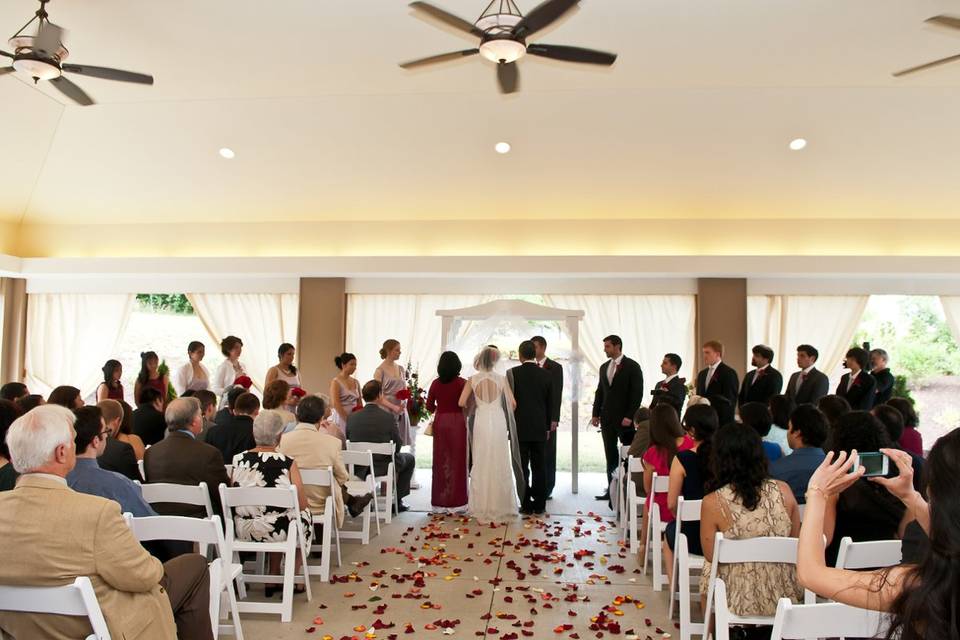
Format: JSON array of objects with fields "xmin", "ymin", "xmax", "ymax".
[
  {"xmin": 0, "ymin": 404, "xmax": 214, "ymax": 639},
  {"xmin": 870, "ymin": 348, "xmax": 895, "ymax": 406},
  {"xmin": 143, "ymin": 397, "xmax": 229, "ymax": 518}
]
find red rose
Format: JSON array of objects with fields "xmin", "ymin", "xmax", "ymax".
[
  {"xmin": 233, "ymin": 375, "xmax": 253, "ymax": 389},
  {"xmin": 290, "ymin": 386, "xmax": 307, "ymax": 397},
  {"xmin": 396, "ymin": 389, "xmax": 412, "ymax": 401}
]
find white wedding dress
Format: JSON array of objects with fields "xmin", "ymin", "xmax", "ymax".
[{"xmin": 468, "ymin": 372, "xmax": 519, "ymax": 522}]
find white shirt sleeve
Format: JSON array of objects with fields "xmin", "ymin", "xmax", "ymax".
[
  {"xmin": 212, "ymin": 361, "xmax": 233, "ymax": 397},
  {"xmin": 173, "ymin": 363, "xmax": 191, "ymax": 396}
]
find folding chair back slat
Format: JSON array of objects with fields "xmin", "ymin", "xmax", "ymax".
[
  {"xmin": 835, "ymin": 537, "xmax": 902, "ymax": 570},
  {"xmin": 139, "ymin": 482, "xmax": 214, "ymax": 518},
  {"xmin": 0, "ymin": 577, "xmax": 111, "ymax": 639},
  {"xmin": 770, "ymin": 598, "xmax": 891, "ymax": 640}
]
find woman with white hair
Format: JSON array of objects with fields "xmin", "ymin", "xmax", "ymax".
[{"xmin": 230, "ymin": 409, "xmax": 312, "ymax": 597}]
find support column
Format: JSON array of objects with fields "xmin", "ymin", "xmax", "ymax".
[
  {"xmin": 0, "ymin": 277, "xmax": 27, "ymax": 384},
  {"xmin": 297, "ymin": 278, "xmax": 346, "ymax": 395},
  {"xmin": 696, "ymin": 278, "xmax": 747, "ymax": 375}
]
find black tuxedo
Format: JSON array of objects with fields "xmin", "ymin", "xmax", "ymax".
[
  {"xmin": 538, "ymin": 357, "xmax": 563, "ymax": 497},
  {"xmin": 873, "ymin": 368, "xmax": 895, "ymax": 406},
  {"xmin": 204, "ymin": 414, "xmax": 256, "ymax": 465},
  {"xmin": 650, "ymin": 376, "xmax": 686, "ymax": 415},
  {"xmin": 696, "ymin": 361, "xmax": 739, "ymax": 425},
  {"xmin": 98, "ymin": 436, "xmax": 140, "ymax": 481},
  {"xmin": 509, "ymin": 362, "xmax": 553, "ymax": 513},
  {"xmin": 592, "ymin": 356, "xmax": 644, "ymax": 482},
  {"xmin": 132, "ymin": 404, "xmax": 167, "ymax": 447},
  {"xmin": 837, "ymin": 371, "xmax": 877, "ymax": 411},
  {"xmin": 785, "ymin": 367, "xmax": 830, "ymax": 406},
  {"xmin": 738, "ymin": 366, "xmax": 783, "ymax": 408},
  {"xmin": 345, "ymin": 404, "xmax": 415, "ymax": 500}
]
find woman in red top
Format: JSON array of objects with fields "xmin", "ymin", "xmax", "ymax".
[
  {"xmin": 134, "ymin": 351, "xmax": 168, "ymax": 407},
  {"xmin": 96, "ymin": 359, "xmax": 125, "ymax": 402},
  {"xmin": 426, "ymin": 351, "xmax": 469, "ymax": 512}
]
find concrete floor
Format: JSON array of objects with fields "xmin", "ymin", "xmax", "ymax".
[{"xmin": 239, "ymin": 471, "xmax": 679, "ymax": 640}]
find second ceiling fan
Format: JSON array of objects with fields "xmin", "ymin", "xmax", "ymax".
[{"xmin": 400, "ymin": 0, "xmax": 617, "ymax": 93}]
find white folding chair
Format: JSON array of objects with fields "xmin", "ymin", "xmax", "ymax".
[
  {"xmin": 347, "ymin": 440, "xmax": 398, "ymax": 523},
  {"xmin": 625, "ymin": 456, "xmax": 646, "ymax": 553},
  {"xmin": 703, "ymin": 533, "xmax": 815, "ymax": 640},
  {"xmin": 340, "ymin": 449, "xmax": 381, "ymax": 541},
  {"xmin": 218, "ymin": 484, "xmax": 312, "ymax": 623},
  {"xmin": 224, "ymin": 464, "xmax": 233, "ymax": 479},
  {"xmin": 669, "ymin": 498, "xmax": 705, "ymax": 640},
  {"xmin": 835, "ymin": 537, "xmax": 902, "ymax": 570},
  {"xmin": 769, "ymin": 597, "xmax": 891, "ymax": 640},
  {"xmin": 646, "ymin": 472, "xmax": 672, "ymax": 590},
  {"xmin": 298, "ymin": 468, "xmax": 343, "ymax": 582},
  {"xmin": 207, "ymin": 559, "xmax": 223, "ymax": 640},
  {"xmin": 796, "ymin": 503, "xmax": 805, "ymax": 522},
  {"xmin": 137, "ymin": 459, "xmax": 145, "ymax": 482},
  {"xmin": 123, "ymin": 514, "xmax": 244, "ymax": 639},
  {"xmin": 139, "ymin": 481, "xmax": 215, "ymax": 520},
  {"xmin": 615, "ymin": 444, "xmax": 631, "ymax": 533},
  {"xmin": 0, "ymin": 577, "xmax": 111, "ymax": 640}
]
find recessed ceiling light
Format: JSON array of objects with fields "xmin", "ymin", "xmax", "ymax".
[
  {"xmin": 219, "ymin": 147, "xmax": 236, "ymax": 159},
  {"xmin": 789, "ymin": 138, "xmax": 807, "ymax": 151},
  {"xmin": 495, "ymin": 142, "xmax": 511, "ymax": 154}
]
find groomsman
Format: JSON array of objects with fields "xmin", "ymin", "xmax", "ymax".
[
  {"xmin": 738, "ymin": 344, "xmax": 783, "ymax": 408},
  {"xmin": 591, "ymin": 335, "xmax": 643, "ymax": 500},
  {"xmin": 650, "ymin": 353, "xmax": 686, "ymax": 415},
  {"xmin": 785, "ymin": 344, "xmax": 830, "ymax": 405},
  {"xmin": 532, "ymin": 335, "xmax": 562, "ymax": 500},
  {"xmin": 870, "ymin": 348, "xmax": 895, "ymax": 405},
  {"xmin": 837, "ymin": 347, "xmax": 877, "ymax": 410},
  {"xmin": 695, "ymin": 340, "xmax": 739, "ymax": 425}
]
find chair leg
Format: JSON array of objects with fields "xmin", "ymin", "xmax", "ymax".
[
  {"xmin": 224, "ymin": 581, "xmax": 244, "ymax": 640},
  {"xmin": 629, "ymin": 501, "xmax": 639, "ymax": 555},
  {"xmin": 371, "ymin": 480, "xmax": 381, "ymax": 535},
  {"xmin": 384, "ymin": 480, "xmax": 393, "ymax": 524},
  {"xmin": 320, "ymin": 511, "xmax": 333, "ymax": 583},
  {"xmin": 361, "ymin": 504, "xmax": 370, "ymax": 544},
  {"xmin": 653, "ymin": 529, "xmax": 664, "ymax": 591},
  {"xmin": 281, "ymin": 547, "xmax": 295, "ymax": 622},
  {"xmin": 298, "ymin": 525, "xmax": 313, "ymax": 602}
]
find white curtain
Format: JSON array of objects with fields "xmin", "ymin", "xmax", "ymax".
[
  {"xmin": 346, "ymin": 294, "xmax": 496, "ymax": 382},
  {"xmin": 544, "ymin": 294, "xmax": 697, "ymax": 390},
  {"xmin": 747, "ymin": 295, "xmax": 869, "ymax": 385},
  {"xmin": 24, "ymin": 293, "xmax": 136, "ymax": 398},
  {"xmin": 187, "ymin": 294, "xmax": 299, "ymax": 393},
  {"xmin": 939, "ymin": 297, "xmax": 960, "ymax": 347}
]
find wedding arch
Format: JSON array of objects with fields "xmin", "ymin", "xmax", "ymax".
[{"xmin": 436, "ymin": 299, "xmax": 587, "ymax": 493}]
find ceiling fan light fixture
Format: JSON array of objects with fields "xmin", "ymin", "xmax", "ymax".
[
  {"xmin": 12, "ymin": 57, "xmax": 60, "ymax": 80},
  {"xmin": 479, "ymin": 38, "xmax": 526, "ymax": 64},
  {"xmin": 789, "ymin": 138, "xmax": 808, "ymax": 151}
]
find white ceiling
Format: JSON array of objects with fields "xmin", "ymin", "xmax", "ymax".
[{"xmin": 2, "ymin": 0, "xmax": 960, "ymax": 232}]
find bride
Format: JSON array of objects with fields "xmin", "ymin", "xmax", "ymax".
[{"xmin": 458, "ymin": 346, "xmax": 525, "ymax": 522}]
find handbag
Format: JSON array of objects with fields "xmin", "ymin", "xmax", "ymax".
[{"xmin": 424, "ymin": 422, "xmax": 433, "ymax": 436}]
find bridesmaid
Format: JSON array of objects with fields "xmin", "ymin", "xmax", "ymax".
[
  {"xmin": 265, "ymin": 343, "xmax": 301, "ymax": 390},
  {"xmin": 329, "ymin": 352, "xmax": 362, "ymax": 438},
  {"xmin": 212, "ymin": 335, "xmax": 247, "ymax": 407},
  {"xmin": 173, "ymin": 341, "xmax": 210, "ymax": 395},
  {"xmin": 133, "ymin": 351, "xmax": 168, "ymax": 406},
  {"xmin": 426, "ymin": 351, "xmax": 468, "ymax": 513},
  {"xmin": 373, "ymin": 339, "xmax": 414, "ymax": 453},
  {"xmin": 96, "ymin": 360, "xmax": 124, "ymax": 402}
]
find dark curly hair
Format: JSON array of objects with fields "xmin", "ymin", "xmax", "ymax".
[
  {"xmin": 0, "ymin": 399, "xmax": 21, "ymax": 459},
  {"xmin": 649, "ymin": 404, "xmax": 684, "ymax": 471},
  {"xmin": 768, "ymin": 394, "xmax": 794, "ymax": 429},
  {"xmin": 708, "ymin": 422, "xmax": 768, "ymax": 510},
  {"xmin": 886, "ymin": 397, "xmax": 918, "ymax": 429},
  {"xmin": 827, "ymin": 410, "xmax": 891, "ymax": 454},
  {"xmin": 262, "ymin": 380, "xmax": 290, "ymax": 410},
  {"xmin": 817, "ymin": 394, "xmax": 851, "ymax": 429},
  {"xmin": 436, "ymin": 351, "xmax": 462, "ymax": 385},
  {"xmin": 739, "ymin": 401, "xmax": 773, "ymax": 437}
]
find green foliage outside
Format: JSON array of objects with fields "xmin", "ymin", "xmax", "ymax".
[{"xmin": 136, "ymin": 294, "xmax": 194, "ymax": 315}]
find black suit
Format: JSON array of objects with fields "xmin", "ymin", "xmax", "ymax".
[
  {"xmin": 143, "ymin": 431, "xmax": 229, "ymax": 518},
  {"xmin": 785, "ymin": 367, "xmax": 830, "ymax": 406},
  {"xmin": 592, "ymin": 356, "xmax": 644, "ymax": 482},
  {"xmin": 98, "ymin": 436, "xmax": 141, "ymax": 481},
  {"xmin": 738, "ymin": 366, "xmax": 784, "ymax": 408},
  {"xmin": 837, "ymin": 371, "xmax": 877, "ymax": 411},
  {"xmin": 650, "ymin": 376, "xmax": 686, "ymax": 415},
  {"xmin": 873, "ymin": 368, "xmax": 895, "ymax": 406},
  {"xmin": 204, "ymin": 415, "xmax": 256, "ymax": 465},
  {"xmin": 132, "ymin": 404, "xmax": 167, "ymax": 447},
  {"xmin": 539, "ymin": 357, "xmax": 563, "ymax": 497},
  {"xmin": 696, "ymin": 362, "xmax": 739, "ymax": 425},
  {"xmin": 346, "ymin": 404, "xmax": 415, "ymax": 500},
  {"xmin": 213, "ymin": 408, "xmax": 233, "ymax": 428},
  {"xmin": 509, "ymin": 363, "xmax": 553, "ymax": 512}
]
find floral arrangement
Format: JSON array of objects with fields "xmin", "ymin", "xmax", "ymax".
[
  {"xmin": 404, "ymin": 363, "xmax": 430, "ymax": 425},
  {"xmin": 158, "ymin": 360, "xmax": 177, "ymax": 402}
]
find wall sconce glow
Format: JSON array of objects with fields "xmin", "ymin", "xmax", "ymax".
[
  {"xmin": 789, "ymin": 138, "xmax": 807, "ymax": 151},
  {"xmin": 495, "ymin": 142, "xmax": 511, "ymax": 154},
  {"xmin": 218, "ymin": 147, "xmax": 236, "ymax": 159}
]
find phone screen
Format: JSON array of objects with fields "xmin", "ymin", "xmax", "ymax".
[{"xmin": 857, "ymin": 452, "xmax": 887, "ymax": 477}]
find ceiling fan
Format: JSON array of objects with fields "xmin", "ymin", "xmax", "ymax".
[
  {"xmin": 0, "ymin": 0, "xmax": 153, "ymax": 106},
  {"xmin": 399, "ymin": 0, "xmax": 617, "ymax": 93},
  {"xmin": 894, "ymin": 15, "xmax": 960, "ymax": 77}
]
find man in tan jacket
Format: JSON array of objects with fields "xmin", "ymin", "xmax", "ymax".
[{"xmin": 0, "ymin": 404, "xmax": 212, "ymax": 640}]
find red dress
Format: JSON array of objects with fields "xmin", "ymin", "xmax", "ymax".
[{"xmin": 426, "ymin": 377, "xmax": 468, "ymax": 509}]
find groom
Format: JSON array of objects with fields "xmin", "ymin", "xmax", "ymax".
[{"xmin": 508, "ymin": 340, "xmax": 554, "ymax": 515}]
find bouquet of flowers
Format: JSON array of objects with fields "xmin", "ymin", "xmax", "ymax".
[
  {"xmin": 404, "ymin": 363, "xmax": 430, "ymax": 425},
  {"xmin": 158, "ymin": 360, "xmax": 177, "ymax": 402}
]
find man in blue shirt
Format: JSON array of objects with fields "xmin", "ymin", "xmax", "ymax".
[
  {"xmin": 67, "ymin": 405, "xmax": 156, "ymax": 518},
  {"xmin": 770, "ymin": 403, "xmax": 828, "ymax": 503}
]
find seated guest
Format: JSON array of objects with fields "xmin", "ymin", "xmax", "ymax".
[
  {"xmin": 823, "ymin": 411, "xmax": 906, "ymax": 566},
  {"xmin": 738, "ymin": 344, "xmax": 783, "ymax": 408},
  {"xmin": 817, "ymin": 394, "xmax": 851, "ymax": 432},
  {"xmin": 870, "ymin": 348, "xmax": 895, "ymax": 406},
  {"xmin": 0, "ymin": 382, "xmax": 28, "ymax": 402},
  {"xmin": 700, "ymin": 423, "xmax": 802, "ymax": 616},
  {"xmin": 766, "ymin": 394, "xmax": 794, "ymax": 456},
  {"xmin": 133, "ymin": 387, "xmax": 167, "ymax": 446},
  {"xmin": 650, "ymin": 353, "xmax": 686, "ymax": 415},
  {"xmin": 626, "ymin": 406, "xmax": 652, "ymax": 497},
  {"xmin": 116, "ymin": 399, "xmax": 146, "ymax": 459},
  {"xmin": 47, "ymin": 385, "xmax": 83, "ymax": 409},
  {"xmin": 770, "ymin": 404, "xmax": 828, "ymax": 503},
  {"xmin": 739, "ymin": 402, "xmax": 783, "ymax": 462},
  {"xmin": 262, "ymin": 379, "xmax": 297, "ymax": 430},
  {"xmin": 143, "ymin": 397, "xmax": 229, "ymax": 518},
  {"xmin": 96, "ymin": 359, "xmax": 125, "ymax": 402},
  {"xmin": 95, "ymin": 399, "xmax": 140, "ymax": 481},
  {"xmin": 0, "ymin": 404, "xmax": 213, "ymax": 639},
  {"xmin": 346, "ymin": 381, "xmax": 415, "ymax": 513},
  {"xmin": 232, "ymin": 410, "xmax": 311, "ymax": 596},
  {"xmin": 0, "ymin": 400, "xmax": 20, "ymax": 491},
  {"xmin": 836, "ymin": 347, "xmax": 877, "ymax": 410},
  {"xmin": 887, "ymin": 397, "xmax": 923, "ymax": 457},
  {"xmin": 67, "ymin": 406, "xmax": 156, "ymax": 517},
  {"xmin": 205, "ymin": 392, "xmax": 259, "ymax": 463},
  {"xmin": 15, "ymin": 393, "xmax": 44, "ymax": 413},
  {"xmin": 193, "ymin": 389, "xmax": 218, "ymax": 441},
  {"xmin": 279, "ymin": 396, "xmax": 374, "ymax": 527},
  {"xmin": 872, "ymin": 404, "xmax": 924, "ymax": 493},
  {"xmin": 214, "ymin": 385, "xmax": 248, "ymax": 427}
]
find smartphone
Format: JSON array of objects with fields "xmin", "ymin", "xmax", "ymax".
[{"xmin": 849, "ymin": 452, "xmax": 889, "ymax": 477}]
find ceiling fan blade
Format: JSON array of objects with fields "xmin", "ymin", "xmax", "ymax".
[
  {"xmin": 49, "ymin": 75, "xmax": 94, "ymax": 106},
  {"xmin": 893, "ymin": 53, "xmax": 960, "ymax": 77},
  {"xmin": 0, "ymin": 50, "xmax": 13, "ymax": 59},
  {"xmin": 526, "ymin": 43, "xmax": 616, "ymax": 65},
  {"xmin": 35, "ymin": 22, "xmax": 65, "ymax": 57},
  {"xmin": 409, "ymin": 2, "xmax": 484, "ymax": 37},
  {"xmin": 513, "ymin": 0, "xmax": 580, "ymax": 38},
  {"xmin": 497, "ymin": 60, "xmax": 519, "ymax": 93},
  {"xmin": 399, "ymin": 49, "xmax": 479, "ymax": 69},
  {"xmin": 62, "ymin": 64, "xmax": 154, "ymax": 85},
  {"xmin": 0, "ymin": 67, "xmax": 15, "ymax": 76},
  {"xmin": 925, "ymin": 15, "xmax": 960, "ymax": 30}
]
